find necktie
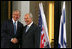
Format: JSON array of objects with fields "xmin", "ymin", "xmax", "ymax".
[
  {"xmin": 13, "ymin": 22, "xmax": 16, "ymax": 34},
  {"xmin": 26, "ymin": 26, "xmax": 29, "ymax": 32}
]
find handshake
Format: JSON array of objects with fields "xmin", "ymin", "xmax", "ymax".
[{"xmin": 11, "ymin": 38, "xmax": 18, "ymax": 44}]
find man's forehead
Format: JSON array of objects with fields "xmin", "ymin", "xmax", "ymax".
[
  {"xmin": 25, "ymin": 14, "xmax": 30, "ymax": 17},
  {"xmin": 25, "ymin": 14, "xmax": 30, "ymax": 16},
  {"xmin": 13, "ymin": 11, "xmax": 20, "ymax": 14},
  {"xmin": 24, "ymin": 16, "xmax": 29, "ymax": 18}
]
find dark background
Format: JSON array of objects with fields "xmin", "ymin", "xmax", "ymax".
[
  {"xmin": 1, "ymin": 1, "xmax": 12, "ymax": 25},
  {"xmin": 54, "ymin": 1, "xmax": 61, "ymax": 48}
]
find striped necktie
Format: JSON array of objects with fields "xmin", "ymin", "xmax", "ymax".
[{"xmin": 26, "ymin": 26, "xmax": 29, "ymax": 32}]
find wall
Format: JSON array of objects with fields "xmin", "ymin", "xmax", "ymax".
[
  {"xmin": 12, "ymin": 1, "xmax": 30, "ymax": 26},
  {"xmin": 66, "ymin": 1, "xmax": 71, "ymax": 48}
]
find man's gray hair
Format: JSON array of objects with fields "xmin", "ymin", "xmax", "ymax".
[
  {"xmin": 29, "ymin": 13, "xmax": 33, "ymax": 19},
  {"xmin": 12, "ymin": 10, "xmax": 21, "ymax": 14}
]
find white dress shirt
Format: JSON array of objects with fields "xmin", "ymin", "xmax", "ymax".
[{"xmin": 26, "ymin": 21, "xmax": 33, "ymax": 32}]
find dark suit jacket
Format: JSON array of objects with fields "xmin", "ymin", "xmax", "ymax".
[
  {"xmin": 1, "ymin": 20, "xmax": 23, "ymax": 48},
  {"xmin": 22, "ymin": 23, "xmax": 41, "ymax": 48}
]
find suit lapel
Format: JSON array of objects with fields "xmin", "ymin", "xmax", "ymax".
[
  {"xmin": 16, "ymin": 21, "xmax": 19, "ymax": 34},
  {"xmin": 9, "ymin": 20, "xmax": 14, "ymax": 35},
  {"xmin": 10, "ymin": 20, "xmax": 19, "ymax": 35}
]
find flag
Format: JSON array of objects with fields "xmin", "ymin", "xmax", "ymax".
[
  {"xmin": 38, "ymin": 3, "xmax": 51, "ymax": 48},
  {"xmin": 58, "ymin": 1, "xmax": 66, "ymax": 48}
]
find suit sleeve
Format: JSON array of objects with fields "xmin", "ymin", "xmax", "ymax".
[
  {"xmin": 19, "ymin": 24, "xmax": 24, "ymax": 48},
  {"xmin": 1, "ymin": 21, "xmax": 8, "ymax": 48},
  {"xmin": 34, "ymin": 26, "xmax": 41, "ymax": 48}
]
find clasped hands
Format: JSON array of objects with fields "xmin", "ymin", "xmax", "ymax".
[{"xmin": 11, "ymin": 38, "xmax": 18, "ymax": 44}]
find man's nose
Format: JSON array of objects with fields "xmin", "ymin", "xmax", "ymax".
[{"xmin": 25, "ymin": 19, "xmax": 27, "ymax": 21}]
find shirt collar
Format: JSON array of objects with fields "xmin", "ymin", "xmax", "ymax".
[
  {"xmin": 12, "ymin": 18, "xmax": 17, "ymax": 24},
  {"xmin": 27, "ymin": 21, "xmax": 33, "ymax": 27}
]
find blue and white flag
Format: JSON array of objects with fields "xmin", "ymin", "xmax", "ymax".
[
  {"xmin": 58, "ymin": 1, "xmax": 67, "ymax": 48},
  {"xmin": 38, "ymin": 3, "xmax": 51, "ymax": 48}
]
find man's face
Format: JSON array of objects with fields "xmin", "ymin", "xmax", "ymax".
[
  {"xmin": 24, "ymin": 14, "xmax": 32, "ymax": 25},
  {"xmin": 12, "ymin": 11, "xmax": 20, "ymax": 21}
]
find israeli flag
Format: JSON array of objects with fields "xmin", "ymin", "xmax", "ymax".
[{"xmin": 58, "ymin": 1, "xmax": 67, "ymax": 48}]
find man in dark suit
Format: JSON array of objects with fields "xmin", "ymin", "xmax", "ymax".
[
  {"xmin": 22, "ymin": 13, "xmax": 41, "ymax": 48},
  {"xmin": 1, "ymin": 10, "xmax": 23, "ymax": 48}
]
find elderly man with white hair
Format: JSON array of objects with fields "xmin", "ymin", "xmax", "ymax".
[{"xmin": 21, "ymin": 13, "xmax": 41, "ymax": 48}]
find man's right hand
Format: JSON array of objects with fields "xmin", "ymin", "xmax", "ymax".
[{"xmin": 11, "ymin": 38, "xmax": 18, "ymax": 44}]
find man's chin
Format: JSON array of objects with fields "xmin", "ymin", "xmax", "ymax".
[
  {"xmin": 15, "ymin": 19, "xmax": 18, "ymax": 21},
  {"xmin": 26, "ymin": 23, "xmax": 29, "ymax": 25}
]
